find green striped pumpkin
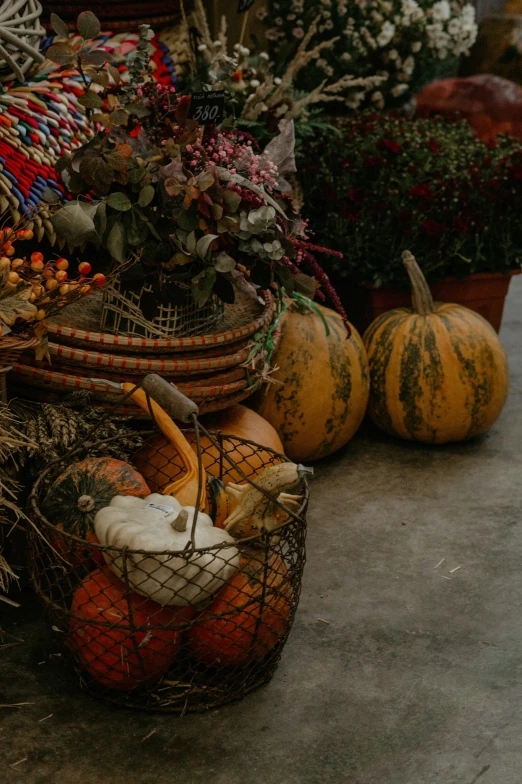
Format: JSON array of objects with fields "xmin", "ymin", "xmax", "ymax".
[
  {"xmin": 363, "ymin": 252, "xmax": 509, "ymax": 444},
  {"xmin": 254, "ymin": 301, "xmax": 370, "ymax": 462}
]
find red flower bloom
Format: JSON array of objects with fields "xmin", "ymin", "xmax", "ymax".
[
  {"xmin": 427, "ymin": 139, "xmax": 441, "ymax": 156},
  {"xmin": 349, "ymin": 188, "xmax": 365, "ymax": 202},
  {"xmin": 377, "ymin": 139, "xmax": 402, "ymax": 154},
  {"xmin": 130, "ymin": 124, "xmax": 142, "ymax": 138},
  {"xmin": 421, "ymin": 219, "xmax": 447, "ymax": 238},
  {"xmin": 363, "ymin": 156, "xmax": 384, "ymax": 168},
  {"xmin": 410, "ymin": 183, "xmax": 432, "ymax": 199}
]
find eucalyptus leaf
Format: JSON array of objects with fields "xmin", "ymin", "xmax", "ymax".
[
  {"xmin": 138, "ymin": 184, "xmax": 155, "ymax": 208},
  {"xmin": 77, "ymin": 10, "xmax": 101, "ymax": 40},
  {"xmin": 107, "ymin": 192, "xmax": 132, "ymax": 212},
  {"xmin": 106, "ymin": 219, "xmax": 126, "ymax": 262},
  {"xmin": 94, "ymin": 200, "xmax": 107, "ymax": 239},
  {"xmin": 217, "ymin": 168, "xmax": 285, "ymax": 217},
  {"xmin": 196, "ymin": 234, "xmax": 219, "ymax": 260},
  {"xmin": 192, "ymin": 267, "xmax": 217, "ymax": 308},
  {"xmin": 215, "ymin": 252, "xmax": 236, "ymax": 273},
  {"xmin": 50, "ymin": 13, "xmax": 70, "ymax": 39},
  {"xmin": 186, "ymin": 231, "xmax": 196, "ymax": 253},
  {"xmin": 223, "ymin": 189, "xmax": 242, "ymax": 213}
]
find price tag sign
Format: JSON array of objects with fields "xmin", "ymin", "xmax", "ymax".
[
  {"xmin": 188, "ymin": 91, "xmax": 225, "ymax": 125},
  {"xmin": 237, "ymin": 0, "xmax": 255, "ymax": 12}
]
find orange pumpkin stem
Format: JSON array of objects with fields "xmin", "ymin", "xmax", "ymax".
[{"xmin": 402, "ymin": 250, "xmax": 435, "ymax": 316}]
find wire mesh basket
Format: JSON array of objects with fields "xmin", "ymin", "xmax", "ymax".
[
  {"xmin": 100, "ymin": 280, "xmax": 226, "ymax": 339},
  {"xmin": 27, "ymin": 375, "xmax": 308, "ymax": 713}
]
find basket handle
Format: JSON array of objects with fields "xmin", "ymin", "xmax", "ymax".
[{"xmin": 141, "ymin": 374, "xmax": 199, "ymax": 424}]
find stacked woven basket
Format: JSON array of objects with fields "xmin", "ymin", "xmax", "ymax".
[{"xmin": 12, "ymin": 290, "xmax": 277, "ymax": 416}]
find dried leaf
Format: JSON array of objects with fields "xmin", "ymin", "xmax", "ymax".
[
  {"xmin": 0, "ymin": 292, "xmax": 37, "ymax": 326},
  {"xmin": 79, "ymin": 156, "xmax": 113, "ymax": 189},
  {"xmin": 263, "ymin": 119, "xmax": 297, "ymax": 174},
  {"xmin": 105, "ymin": 152, "xmax": 128, "ymax": 173},
  {"xmin": 87, "ymin": 70, "xmax": 109, "ymax": 88},
  {"xmin": 80, "ymin": 49, "xmax": 107, "ymax": 67},
  {"xmin": 50, "ymin": 13, "xmax": 70, "ymax": 39},
  {"xmin": 77, "ymin": 10, "xmax": 101, "ymax": 40},
  {"xmin": 78, "ymin": 91, "xmax": 103, "ymax": 110},
  {"xmin": 107, "ymin": 65, "xmax": 121, "ymax": 85},
  {"xmin": 109, "ymin": 110, "xmax": 128, "ymax": 127},
  {"xmin": 47, "ymin": 42, "xmax": 77, "ymax": 66},
  {"xmin": 164, "ymin": 178, "xmax": 184, "ymax": 197}
]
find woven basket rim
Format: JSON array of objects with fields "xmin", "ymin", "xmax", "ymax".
[{"xmin": 44, "ymin": 291, "xmax": 273, "ymax": 354}]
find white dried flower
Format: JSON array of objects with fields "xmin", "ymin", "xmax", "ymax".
[
  {"xmin": 432, "ymin": 1, "xmax": 451, "ymax": 22},
  {"xmin": 411, "ymin": 41, "xmax": 422, "ymax": 52},
  {"xmin": 391, "ymin": 83, "xmax": 408, "ymax": 97},
  {"xmin": 260, "ymin": 52, "xmax": 270, "ymax": 60},
  {"xmin": 250, "ymin": 79, "xmax": 261, "ymax": 88},
  {"xmin": 377, "ymin": 21, "xmax": 395, "ymax": 48}
]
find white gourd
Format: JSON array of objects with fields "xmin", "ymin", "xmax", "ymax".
[{"xmin": 94, "ymin": 493, "xmax": 240, "ymax": 607}]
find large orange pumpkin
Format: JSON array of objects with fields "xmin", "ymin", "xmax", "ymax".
[
  {"xmin": 187, "ymin": 550, "xmax": 292, "ymax": 667},
  {"xmin": 253, "ymin": 302, "xmax": 370, "ymax": 462},
  {"xmin": 363, "ymin": 251, "xmax": 510, "ymax": 444},
  {"xmin": 133, "ymin": 404, "xmax": 285, "ymax": 494},
  {"xmin": 68, "ymin": 568, "xmax": 193, "ymax": 691}
]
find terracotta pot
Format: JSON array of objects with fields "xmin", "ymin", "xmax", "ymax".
[{"xmin": 339, "ymin": 271, "xmax": 521, "ymax": 335}]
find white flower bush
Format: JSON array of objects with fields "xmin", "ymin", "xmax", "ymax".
[{"xmin": 266, "ymin": 0, "xmax": 478, "ymax": 108}]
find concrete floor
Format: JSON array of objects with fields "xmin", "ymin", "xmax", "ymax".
[{"xmin": 1, "ymin": 278, "xmax": 521, "ymax": 784}]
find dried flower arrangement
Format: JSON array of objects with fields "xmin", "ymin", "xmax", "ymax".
[
  {"xmin": 47, "ymin": 12, "xmax": 347, "ymax": 323},
  {"xmin": 179, "ymin": 0, "xmax": 385, "ymax": 147},
  {"xmin": 299, "ymin": 112, "xmax": 522, "ymax": 289},
  {"xmin": 265, "ymin": 0, "xmax": 478, "ymax": 110}
]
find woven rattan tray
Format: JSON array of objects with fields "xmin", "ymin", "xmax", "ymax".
[
  {"xmin": 44, "ymin": 291, "xmax": 273, "ymax": 354},
  {"xmin": 11, "ymin": 363, "xmax": 260, "ymax": 398},
  {"xmin": 37, "ymin": 339, "xmax": 256, "ymax": 376},
  {"xmin": 11, "ymin": 378, "xmax": 263, "ymax": 417}
]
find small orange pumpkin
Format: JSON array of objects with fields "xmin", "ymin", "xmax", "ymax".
[
  {"xmin": 187, "ymin": 550, "xmax": 292, "ymax": 667},
  {"xmin": 68, "ymin": 568, "xmax": 193, "ymax": 691}
]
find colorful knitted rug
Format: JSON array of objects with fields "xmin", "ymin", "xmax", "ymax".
[{"xmin": 0, "ymin": 30, "xmax": 177, "ymax": 237}]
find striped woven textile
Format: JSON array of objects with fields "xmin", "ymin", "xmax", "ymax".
[{"xmin": 0, "ymin": 30, "xmax": 177, "ymax": 228}]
